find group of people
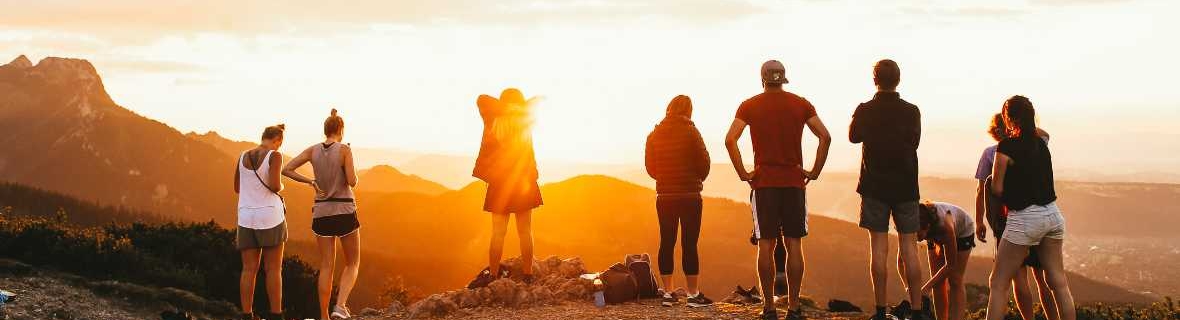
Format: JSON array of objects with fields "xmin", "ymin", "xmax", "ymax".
[
  {"xmin": 233, "ymin": 110, "xmax": 362, "ymax": 320},
  {"xmin": 232, "ymin": 58, "xmax": 1075, "ymax": 320},
  {"xmin": 642, "ymin": 59, "xmax": 1075, "ymax": 320}
]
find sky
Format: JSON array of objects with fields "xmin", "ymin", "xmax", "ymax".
[{"xmin": 3, "ymin": 0, "xmax": 1179, "ymax": 179}]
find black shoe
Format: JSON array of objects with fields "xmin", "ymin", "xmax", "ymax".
[
  {"xmin": 661, "ymin": 292, "xmax": 677, "ymax": 307},
  {"xmin": 870, "ymin": 310, "xmax": 890, "ymax": 320},
  {"xmin": 759, "ymin": 309, "xmax": 779, "ymax": 320},
  {"xmin": 466, "ymin": 266, "xmax": 508, "ymax": 289},
  {"xmin": 890, "ymin": 300, "xmax": 912, "ymax": 320},
  {"xmin": 784, "ymin": 309, "xmax": 806, "ymax": 320},
  {"xmin": 910, "ymin": 308, "xmax": 933, "ymax": 320},
  {"xmin": 687, "ymin": 293, "xmax": 714, "ymax": 308}
]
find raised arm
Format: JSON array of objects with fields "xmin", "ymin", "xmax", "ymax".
[
  {"xmin": 342, "ymin": 144, "xmax": 358, "ymax": 188},
  {"xmin": 802, "ymin": 116, "xmax": 832, "ymax": 182},
  {"xmin": 725, "ymin": 118, "xmax": 751, "ymax": 181}
]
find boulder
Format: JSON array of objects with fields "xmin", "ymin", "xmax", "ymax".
[
  {"xmin": 407, "ymin": 293, "xmax": 458, "ymax": 319},
  {"xmin": 827, "ymin": 299, "xmax": 862, "ymax": 313}
]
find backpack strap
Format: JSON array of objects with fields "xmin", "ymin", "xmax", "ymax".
[{"xmin": 249, "ymin": 150, "xmax": 285, "ymax": 204}]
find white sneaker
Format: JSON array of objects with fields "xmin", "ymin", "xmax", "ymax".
[{"xmin": 330, "ymin": 305, "xmax": 351, "ymax": 319}]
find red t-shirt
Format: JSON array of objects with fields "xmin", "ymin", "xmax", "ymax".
[{"xmin": 736, "ymin": 91, "xmax": 817, "ymax": 189}]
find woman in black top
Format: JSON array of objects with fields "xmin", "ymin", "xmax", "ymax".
[{"xmin": 984, "ymin": 96, "xmax": 1076, "ymax": 320}]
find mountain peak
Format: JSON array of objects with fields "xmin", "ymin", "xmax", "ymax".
[
  {"xmin": 32, "ymin": 57, "xmax": 100, "ymax": 83},
  {"xmin": 5, "ymin": 55, "xmax": 32, "ymax": 69}
]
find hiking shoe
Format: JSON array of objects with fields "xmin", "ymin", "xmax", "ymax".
[
  {"xmin": 661, "ymin": 292, "xmax": 677, "ymax": 307},
  {"xmin": 330, "ymin": 306, "xmax": 351, "ymax": 319},
  {"xmin": 466, "ymin": 266, "xmax": 509, "ymax": 289},
  {"xmin": 687, "ymin": 293, "xmax": 714, "ymax": 308},
  {"xmin": 330, "ymin": 305, "xmax": 351, "ymax": 319},
  {"xmin": 891, "ymin": 300, "xmax": 912, "ymax": 320},
  {"xmin": 759, "ymin": 309, "xmax": 779, "ymax": 320},
  {"xmin": 785, "ymin": 309, "xmax": 806, "ymax": 320}
]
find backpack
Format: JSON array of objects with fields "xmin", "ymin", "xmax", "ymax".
[
  {"xmin": 624, "ymin": 253, "xmax": 660, "ymax": 298},
  {"xmin": 599, "ymin": 263, "xmax": 638, "ymax": 304}
]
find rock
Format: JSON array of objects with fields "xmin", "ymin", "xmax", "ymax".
[
  {"xmin": 827, "ymin": 299, "xmax": 862, "ymax": 313},
  {"xmin": 407, "ymin": 293, "xmax": 458, "ymax": 319},
  {"xmin": 454, "ymin": 289, "xmax": 481, "ymax": 308},
  {"xmin": 386, "ymin": 301, "xmax": 404, "ymax": 314},
  {"xmin": 558, "ymin": 257, "xmax": 586, "ymax": 278},
  {"xmin": 487, "ymin": 278, "xmax": 520, "ymax": 306},
  {"xmin": 722, "ymin": 285, "xmax": 763, "ymax": 305},
  {"xmin": 531, "ymin": 286, "xmax": 556, "ymax": 305},
  {"xmin": 360, "ymin": 307, "xmax": 380, "ymax": 316},
  {"xmin": 556, "ymin": 278, "xmax": 590, "ymax": 300},
  {"xmin": 672, "ymin": 287, "xmax": 689, "ymax": 299}
]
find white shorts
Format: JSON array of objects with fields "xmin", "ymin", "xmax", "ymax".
[{"xmin": 1002, "ymin": 202, "xmax": 1065, "ymax": 246}]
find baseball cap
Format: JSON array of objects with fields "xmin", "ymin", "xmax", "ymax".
[{"xmin": 761, "ymin": 60, "xmax": 788, "ymax": 84}]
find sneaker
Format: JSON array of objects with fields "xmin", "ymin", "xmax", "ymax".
[
  {"xmin": 870, "ymin": 309, "xmax": 899, "ymax": 320},
  {"xmin": 784, "ymin": 309, "xmax": 806, "ymax": 320},
  {"xmin": 661, "ymin": 292, "xmax": 677, "ymax": 307},
  {"xmin": 466, "ymin": 266, "xmax": 509, "ymax": 289},
  {"xmin": 759, "ymin": 309, "xmax": 779, "ymax": 320},
  {"xmin": 890, "ymin": 300, "xmax": 912, "ymax": 320},
  {"xmin": 687, "ymin": 293, "xmax": 714, "ymax": 308},
  {"xmin": 330, "ymin": 305, "xmax": 351, "ymax": 319}
]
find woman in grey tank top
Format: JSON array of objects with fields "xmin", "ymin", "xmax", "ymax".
[{"xmin": 282, "ymin": 109, "xmax": 361, "ymax": 320}]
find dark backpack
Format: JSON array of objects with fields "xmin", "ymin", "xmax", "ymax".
[
  {"xmin": 624, "ymin": 253, "xmax": 659, "ymax": 298},
  {"xmin": 599, "ymin": 263, "xmax": 638, "ymax": 304}
]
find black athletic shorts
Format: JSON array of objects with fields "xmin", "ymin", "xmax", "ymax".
[
  {"xmin": 750, "ymin": 187, "xmax": 807, "ymax": 239},
  {"xmin": 312, "ymin": 213, "xmax": 360, "ymax": 237},
  {"xmin": 928, "ymin": 235, "xmax": 977, "ymax": 252}
]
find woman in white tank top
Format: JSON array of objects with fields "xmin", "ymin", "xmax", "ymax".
[
  {"xmin": 909, "ymin": 200, "xmax": 977, "ymax": 320},
  {"xmin": 282, "ymin": 109, "xmax": 361, "ymax": 320},
  {"xmin": 233, "ymin": 124, "xmax": 288, "ymax": 320}
]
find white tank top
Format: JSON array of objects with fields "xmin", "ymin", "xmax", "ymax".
[
  {"xmin": 932, "ymin": 202, "xmax": 975, "ymax": 239},
  {"xmin": 237, "ymin": 150, "xmax": 285, "ymax": 229}
]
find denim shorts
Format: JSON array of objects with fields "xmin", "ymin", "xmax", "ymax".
[{"xmin": 1002, "ymin": 202, "xmax": 1065, "ymax": 246}]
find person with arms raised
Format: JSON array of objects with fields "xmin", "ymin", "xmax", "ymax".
[
  {"xmin": 850, "ymin": 59, "xmax": 930, "ymax": 320},
  {"xmin": 725, "ymin": 60, "xmax": 832, "ymax": 320},
  {"xmin": 233, "ymin": 124, "xmax": 288, "ymax": 320},
  {"xmin": 282, "ymin": 109, "xmax": 362, "ymax": 320},
  {"xmin": 645, "ymin": 95, "xmax": 712, "ymax": 308}
]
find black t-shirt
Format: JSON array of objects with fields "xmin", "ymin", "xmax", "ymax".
[
  {"xmin": 850, "ymin": 92, "xmax": 921, "ymax": 203},
  {"xmin": 997, "ymin": 135, "xmax": 1057, "ymax": 211}
]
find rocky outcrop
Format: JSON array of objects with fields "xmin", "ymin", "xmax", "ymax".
[{"xmin": 404, "ymin": 256, "xmax": 592, "ymax": 319}]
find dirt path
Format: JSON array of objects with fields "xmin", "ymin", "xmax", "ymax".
[{"xmin": 361, "ymin": 300, "xmax": 866, "ymax": 320}]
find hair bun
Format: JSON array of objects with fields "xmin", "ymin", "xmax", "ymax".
[
  {"xmin": 330, "ymin": 108, "xmax": 338, "ymax": 117},
  {"xmin": 276, "ymin": 124, "xmax": 285, "ymax": 130}
]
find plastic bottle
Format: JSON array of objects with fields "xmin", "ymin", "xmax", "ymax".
[{"xmin": 592, "ymin": 279, "xmax": 606, "ymax": 308}]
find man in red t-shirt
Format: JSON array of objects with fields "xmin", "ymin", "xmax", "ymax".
[{"xmin": 725, "ymin": 60, "xmax": 832, "ymax": 320}]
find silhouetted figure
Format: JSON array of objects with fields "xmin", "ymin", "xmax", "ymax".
[
  {"xmin": 282, "ymin": 109, "xmax": 361, "ymax": 320},
  {"xmin": 902, "ymin": 200, "xmax": 976, "ymax": 320},
  {"xmin": 725, "ymin": 60, "xmax": 832, "ymax": 320},
  {"xmin": 233, "ymin": 124, "xmax": 288, "ymax": 320},
  {"xmin": 468, "ymin": 88, "xmax": 542, "ymax": 288},
  {"xmin": 975, "ymin": 113, "xmax": 1059, "ymax": 320},
  {"xmin": 644, "ymin": 95, "xmax": 712, "ymax": 307},
  {"xmin": 986, "ymin": 96, "xmax": 1076, "ymax": 320},
  {"xmin": 850, "ymin": 59, "xmax": 929, "ymax": 320}
]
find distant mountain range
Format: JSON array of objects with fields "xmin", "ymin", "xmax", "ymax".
[{"xmin": 0, "ymin": 55, "xmax": 1167, "ymax": 308}]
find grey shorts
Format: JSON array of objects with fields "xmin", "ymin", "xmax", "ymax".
[
  {"xmin": 237, "ymin": 221, "xmax": 288, "ymax": 250},
  {"xmin": 859, "ymin": 197, "xmax": 919, "ymax": 234},
  {"xmin": 1003, "ymin": 202, "xmax": 1065, "ymax": 246}
]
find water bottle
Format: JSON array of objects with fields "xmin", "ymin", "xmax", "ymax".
[
  {"xmin": 592, "ymin": 279, "xmax": 606, "ymax": 308},
  {"xmin": 0, "ymin": 289, "xmax": 14, "ymax": 306}
]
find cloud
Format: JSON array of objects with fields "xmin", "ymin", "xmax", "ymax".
[
  {"xmin": 95, "ymin": 59, "xmax": 205, "ymax": 74},
  {"xmin": 0, "ymin": 0, "xmax": 763, "ymax": 42}
]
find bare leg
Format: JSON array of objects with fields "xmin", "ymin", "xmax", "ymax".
[
  {"xmin": 685, "ymin": 275, "xmax": 699, "ymax": 296},
  {"xmin": 898, "ymin": 233, "xmax": 924, "ymax": 309},
  {"xmin": 239, "ymin": 249, "xmax": 262, "ymax": 315},
  {"xmin": 869, "ymin": 231, "xmax": 891, "ymax": 308},
  {"xmin": 784, "ymin": 237, "xmax": 805, "ymax": 311},
  {"xmin": 948, "ymin": 249, "xmax": 971, "ymax": 320},
  {"xmin": 757, "ymin": 238, "xmax": 778, "ymax": 313},
  {"xmin": 261, "ymin": 244, "xmax": 285, "ymax": 314},
  {"xmin": 661, "ymin": 275, "xmax": 675, "ymax": 294},
  {"xmin": 316, "ymin": 236, "xmax": 337, "ymax": 320},
  {"xmin": 515, "ymin": 210, "xmax": 534, "ymax": 275},
  {"xmin": 1012, "ymin": 267, "xmax": 1037, "ymax": 320},
  {"xmin": 488, "ymin": 213, "xmax": 510, "ymax": 275},
  {"xmin": 986, "ymin": 240, "xmax": 1031, "ymax": 320},
  {"xmin": 335, "ymin": 231, "xmax": 361, "ymax": 309},
  {"xmin": 1036, "ymin": 239, "xmax": 1075, "ymax": 320},
  {"xmin": 1033, "ymin": 268, "xmax": 1060, "ymax": 320}
]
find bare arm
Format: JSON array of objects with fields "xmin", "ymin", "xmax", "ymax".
[
  {"xmin": 975, "ymin": 180, "xmax": 989, "ymax": 242},
  {"xmin": 342, "ymin": 144, "xmax": 358, "ymax": 187},
  {"xmin": 266, "ymin": 151, "xmax": 284, "ymax": 193},
  {"xmin": 991, "ymin": 152, "xmax": 1011, "ymax": 196},
  {"xmin": 802, "ymin": 116, "xmax": 832, "ymax": 182},
  {"xmin": 233, "ymin": 158, "xmax": 240, "ymax": 194},
  {"xmin": 724, "ymin": 118, "xmax": 752, "ymax": 181},
  {"xmin": 282, "ymin": 147, "xmax": 315, "ymax": 184},
  {"xmin": 922, "ymin": 218, "xmax": 959, "ymax": 292}
]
